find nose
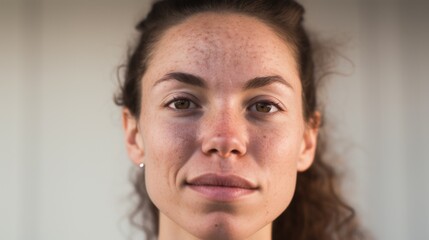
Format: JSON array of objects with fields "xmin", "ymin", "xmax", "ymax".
[{"xmin": 201, "ymin": 110, "xmax": 247, "ymax": 158}]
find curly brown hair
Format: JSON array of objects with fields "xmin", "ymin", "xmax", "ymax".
[{"xmin": 115, "ymin": 0, "xmax": 367, "ymax": 239}]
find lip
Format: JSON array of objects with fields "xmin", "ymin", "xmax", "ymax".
[{"xmin": 186, "ymin": 173, "xmax": 258, "ymax": 202}]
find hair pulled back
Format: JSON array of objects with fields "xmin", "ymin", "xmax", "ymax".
[{"xmin": 115, "ymin": 0, "xmax": 365, "ymax": 239}]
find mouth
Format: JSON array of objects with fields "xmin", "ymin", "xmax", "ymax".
[{"xmin": 186, "ymin": 174, "xmax": 259, "ymax": 202}]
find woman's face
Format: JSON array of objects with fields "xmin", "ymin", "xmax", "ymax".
[{"xmin": 124, "ymin": 13, "xmax": 318, "ymax": 240}]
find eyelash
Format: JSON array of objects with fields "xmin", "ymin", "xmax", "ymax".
[
  {"xmin": 166, "ymin": 96, "xmax": 283, "ymax": 114},
  {"xmin": 165, "ymin": 96, "xmax": 200, "ymax": 110},
  {"xmin": 247, "ymin": 100, "xmax": 283, "ymax": 113}
]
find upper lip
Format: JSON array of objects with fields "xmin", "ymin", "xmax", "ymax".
[{"xmin": 186, "ymin": 173, "xmax": 258, "ymax": 189}]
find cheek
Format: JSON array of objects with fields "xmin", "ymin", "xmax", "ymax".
[
  {"xmin": 251, "ymin": 124, "xmax": 302, "ymax": 169},
  {"xmin": 251, "ymin": 125, "xmax": 302, "ymax": 216},
  {"xmin": 143, "ymin": 113, "xmax": 198, "ymax": 163},
  {"xmin": 141, "ymin": 116, "xmax": 198, "ymax": 205}
]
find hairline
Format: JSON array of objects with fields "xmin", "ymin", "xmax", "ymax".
[{"xmin": 135, "ymin": 10, "xmax": 301, "ymax": 119}]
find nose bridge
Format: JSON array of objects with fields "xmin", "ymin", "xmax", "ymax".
[
  {"xmin": 201, "ymin": 104, "xmax": 247, "ymax": 158},
  {"xmin": 212, "ymin": 107, "xmax": 239, "ymax": 137}
]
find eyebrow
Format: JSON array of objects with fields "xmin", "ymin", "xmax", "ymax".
[
  {"xmin": 243, "ymin": 75, "xmax": 293, "ymax": 90},
  {"xmin": 153, "ymin": 72, "xmax": 293, "ymax": 90},
  {"xmin": 153, "ymin": 72, "xmax": 207, "ymax": 88}
]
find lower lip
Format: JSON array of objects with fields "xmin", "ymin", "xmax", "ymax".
[{"xmin": 187, "ymin": 185, "xmax": 257, "ymax": 202}]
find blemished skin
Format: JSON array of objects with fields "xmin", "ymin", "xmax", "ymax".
[{"xmin": 123, "ymin": 13, "xmax": 319, "ymax": 240}]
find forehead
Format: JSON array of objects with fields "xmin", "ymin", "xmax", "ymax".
[{"xmin": 145, "ymin": 12, "xmax": 299, "ymax": 89}]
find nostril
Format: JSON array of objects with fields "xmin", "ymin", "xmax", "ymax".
[
  {"xmin": 207, "ymin": 149, "xmax": 218, "ymax": 155},
  {"xmin": 219, "ymin": 149, "xmax": 242, "ymax": 158},
  {"xmin": 204, "ymin": 148, "xmax": 242, "ymax": 158},
  {"xmin": 231, "ymin": 149, "xmax": 241, "ymax": 155}
]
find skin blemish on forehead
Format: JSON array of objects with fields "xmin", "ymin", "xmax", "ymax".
[
  {"xmin": 144, "ymin": 12, "xmax": 301, "ymax": 95},
  {"xmin": 169, "ymin": 14, "xmax": 292, "ymax": 63}
]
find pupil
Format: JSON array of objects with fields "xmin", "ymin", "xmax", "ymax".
[
  {"xmin": 256, "ymin": 103, "xmax": 271, "ymax": 112},
  {"xmin": 175, "ymin": 100, "xmax": 190, "ymax": 109}
]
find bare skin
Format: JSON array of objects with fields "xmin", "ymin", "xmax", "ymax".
[{"xmin": 123, "ymin": 12, "xmax": 319, "ymax": 240}]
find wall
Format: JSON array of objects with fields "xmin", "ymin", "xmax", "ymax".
[
  {"xmin": 1, "ymin": 1, "xmax": 149, "ymax": 239},
  {"xmin": 300, "ymin": 1, "xmax": 429, "ymax": 239}
]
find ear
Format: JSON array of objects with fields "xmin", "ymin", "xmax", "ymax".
[
  {"xmin": 122, "ymin": 108, "xmax": 144, "ymax": 166},
  {"xmin": 297, "ymin": 112, "xmax": 321, "ymax": 172}
]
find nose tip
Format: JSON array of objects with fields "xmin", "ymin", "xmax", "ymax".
[
  {"xmin": 202, "ymin": 133, "xmax": 247, "ymax": 158},
  {"xmin": 201, "ymin": 108, "xmax": 247, "ymax": 158}
]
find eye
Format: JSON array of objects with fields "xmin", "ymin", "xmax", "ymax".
[
  {"xmin": 167, "ymin": 98, "xmax": 198, "ymax": 110},
  {"xmin": 248, "ymin": 102, "xmax": 280, "ymax": 113}
]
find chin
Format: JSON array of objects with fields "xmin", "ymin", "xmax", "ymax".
[
  {"xmin": 191, "ymin": 225, "xmax": 248, "ymax": 240},
  {"xmin": 184, "ymin": 212, "xmax": 270, "ymax": 240}
]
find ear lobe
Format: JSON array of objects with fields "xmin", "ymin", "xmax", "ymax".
[
  {"xmin": 122, "ymin": 108, "xmax": 144, "ymax": 166},
  {"xmin": 297, "ymin": 112, "xmax": 321, "ymax": 172}
]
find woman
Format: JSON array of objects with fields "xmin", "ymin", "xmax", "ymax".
[{"xmin": 115, "ymin": 0, "xmax": 365, "ymax": 239}]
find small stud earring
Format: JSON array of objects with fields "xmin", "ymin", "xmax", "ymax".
[{"xmin": 139, "ymin": 162, "xmax": 145, "ymax": 168}]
